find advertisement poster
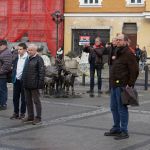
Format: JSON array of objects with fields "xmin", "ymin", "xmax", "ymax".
[{"xmin": 79, "ymin": 36, "xmax": 90, "ymax": 46}]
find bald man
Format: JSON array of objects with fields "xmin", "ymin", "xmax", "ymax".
[
  {"xmin": 22, "ymin": 44, "xmax": 45, "ymax": 125},
  {"xmin": 104, "ymin": 34, "xmax": 139, "ymax": 140}
]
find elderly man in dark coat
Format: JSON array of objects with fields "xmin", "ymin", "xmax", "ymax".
[
  {"xmin": 104, "ymin": 34, "xmax": 139, "ymax": 140},
  {"xmin": 22, "ymin": 44, "xmax": 45, "ymax": 125}
]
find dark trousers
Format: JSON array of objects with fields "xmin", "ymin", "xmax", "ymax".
[
  {"xmin": 13, "ymin": 79, "xmax": 26, "ymax": 114},
  {"xmin": 90, "ymin": 64, "xmax": 102, "ymax": 91},
  {"xmin": 24, "ymin": 89, "xmax": 41, "ymax": 119},
  {"xmin": 108, "ymin": 65, "xmax": 112, "ymax": 91},
  {"xmin": 0, "ymin": 78, "xmax": 7, "ymax": 106}
]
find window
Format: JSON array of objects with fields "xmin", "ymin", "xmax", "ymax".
[
  {"xmin": 20, "ymin": 0, "xmax": 28, "ymax": 12},
  {"xmin": 131, "ymin": 0, "xmax": 141, "ymax": 3},
  {"xmin": 79, "ymin": 0, "xmax": 102, "ymax": 7},
  {"xmin": 126, "ymin": 0, "xmax": 145, "ymax": 6},
  {"xmin": 84, "ymin": 0, "xmax": 88, "ymax": 3}
]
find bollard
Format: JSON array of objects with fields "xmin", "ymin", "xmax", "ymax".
[
  {"xmin": 82, "ymin": 73, "xmax": 85, "ymax": 86},
  {"xmin": 144, "ymin": 65, "xmax": 149, "ymax": 90}
]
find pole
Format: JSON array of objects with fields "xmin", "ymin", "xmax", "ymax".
[
  {"xmin": 56, "ymin": 21, "xmax": 59, "ymax": 51},
  {"xmin": 82, "ymin": 73, "xmax": 85, "ymax": 86},
  {"xmin": 144, "ymin": 65, "xmax": 148, "ymax": 90}
]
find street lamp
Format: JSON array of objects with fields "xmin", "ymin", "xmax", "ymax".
[{"xmin": 51, "ymin": 10, "xmax": 64, "ymax": 52}]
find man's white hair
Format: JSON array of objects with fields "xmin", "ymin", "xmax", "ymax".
[{"xmin": 28, "ymin": 44, "xmax": 38, "ymax": 50}]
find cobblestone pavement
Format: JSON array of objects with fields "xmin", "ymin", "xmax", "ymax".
[{"xmin": 1, "ymin": 69, "xmax": 150, "ymax": 150}]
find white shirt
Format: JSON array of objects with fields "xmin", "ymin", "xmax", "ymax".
[{"xmin": 16, "ymin": 52, "xmax": 28, "ymax": 80}]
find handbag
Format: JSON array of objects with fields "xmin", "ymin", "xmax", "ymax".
[{"xmin": 121, "ymin": 87, "xmax": 139, "ymax": 106}]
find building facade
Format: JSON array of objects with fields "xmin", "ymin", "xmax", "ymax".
[
  {"xmin": 0, "ymin": 0, "xmax": 64, "ymax": 56},
  {"xmin": 64, "ymin": 0, "xmax": 150, "ymax": 55}
]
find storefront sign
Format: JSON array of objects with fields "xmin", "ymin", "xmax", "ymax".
[{"xmin": 79, "ymin": 36, "xmax": 90, "ymax": 46}]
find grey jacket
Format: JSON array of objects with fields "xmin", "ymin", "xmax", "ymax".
[{"xmin": 0, "ymin": 48, "xmax": 12, "ymax": 78}]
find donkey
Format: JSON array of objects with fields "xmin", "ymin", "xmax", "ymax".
[{"xmin": 63, "ymin": 70, "xmax": 78, "ymax": 95}]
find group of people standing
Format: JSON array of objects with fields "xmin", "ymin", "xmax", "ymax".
[
  {"xmin": 0, "ymin": 40, "xmax": 45, "ymax": 125},
  {"xmin": 135, "ymin": 44, "xmax": 147, "ymax": 72},
  {"xmin": 83, "ymin": 34, "xmax": 139, "ymax": 140},
  {"xmin": 0, "ymin": 35, "xmax": 144, "ymax": 138}
]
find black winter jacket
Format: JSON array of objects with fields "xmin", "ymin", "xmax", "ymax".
[
  {"xmin": 107, "ymin": 45, "xmax": 117, "ymax": 66},
  {"xmin": 22, "ymin": 54, "xmax": 45, "ymax": 89},
  {"xmin": 83, "ymin": 45, "xmax": 105, "ymax": 65},
  {"xmin": 110, "ymin": 46, "xmax": 139, "ymax": 87},
  {"xmin": 0, "ymin": 48, "xmax": 12, "ymax": 79}
]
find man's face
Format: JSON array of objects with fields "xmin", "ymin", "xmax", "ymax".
[
  {"xmin": 116, "ymin": 35, "xmax": 126, "ymax": 47},
  {"xmin": 112, "ymin": 39, "xmax": 117, "ymax": 46},
  {"xmin": 0, "ymin": 44, "xmax": 6, "ymax": 51},
  {"xmin": 18, "ymin": 46, "xmax": 26, "ymax": 56},
  {"xmin": 95, "ymin": 39, "xmax": 101, "ymax": 46},
  {"xmin": 27, "ymin": 47, "xmax": 37, "ymax": 56}
]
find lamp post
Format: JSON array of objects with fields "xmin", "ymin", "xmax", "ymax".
[{"xmin": 51, "ymin": 10, "xmax": 64, "ymax": 52}]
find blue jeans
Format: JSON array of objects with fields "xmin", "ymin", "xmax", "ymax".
[
  {"xmin": 90, "ymin": 64, "xmax": 102, "ymax": 91},
  {"xmin": 0, "ymin": 78, "xmax": 7, "ymax": 106},
  {"xmin": 13, "ymin": 79, "xmax": 26, "ymax": 114},
  {"xmin": 110, "ymin": 87, "xmax": 129, "ymax": 133}
]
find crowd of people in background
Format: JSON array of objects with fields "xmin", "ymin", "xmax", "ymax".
[
  {"xmin": 83, "ymin": 34, "xmax": 146, "ymax": 98},
  {"xmin": 135, "ymin": 44, "xmax": 147, "ymax": 73}
]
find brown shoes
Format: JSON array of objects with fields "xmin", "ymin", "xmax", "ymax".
[
  {"xmin": 32, "ymin": 117, "xmax": 42, "ymax": 125},
  {"xmin": 22, "ymin": 117, "xmax": 34, "ymax": 123},
  {"xmin": 22, "ymin": 117, "xmax": 42, "ymax": 125},
  {"xmin": 10, "ymin": 113, "xmax": 25, "ymax": 120},
  {"xmin": 10, "ymin": 113, "xmax": 19, "ymax": 119},
  {"xmin": 19, "ymin": 114, "xmax": 25, "ymax": 120}
]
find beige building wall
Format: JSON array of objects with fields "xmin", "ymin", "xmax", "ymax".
[
  {"xmin": 64, "ymin": 17, "xmax": 150, "ymax": 55},
  {"xmin": 138, "ymin": 19, "xmax": 150, "ymax": 55},
  {"xmin": 65, "ymin": 0, "xmax": 145, "ymax": 13},
  {"xmin": 146, "ymin": 0, "xmax": 150, "ymax": 11}
]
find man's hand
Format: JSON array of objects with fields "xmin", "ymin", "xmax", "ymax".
[
  {"xmin": 93, "ymin": 45, "xmax": 96, "ymax": 49},
  {"xmin": 112, "ymin": 56, "xmax": 116, "ymax": 60},
  {"xmin": 83, "ymin": 44, "xmax": 90, "ymax": 48}
]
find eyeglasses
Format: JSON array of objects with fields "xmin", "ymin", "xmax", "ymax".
[{"xmin": 116, "ymin": 39, "xmax": 124, "ymax": 41}]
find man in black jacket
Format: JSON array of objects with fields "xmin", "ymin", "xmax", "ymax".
[
  {"xmin": 83, "ymin": 37, "xmax": 105, "ymax": 97},
  {"xmin": 104, "ymin": 34, "xmax": 139, "ymax": 140},
  {"xmin": 0, "ymin": 40, "xmax": 12, "ymax": 110},
  {"xmin": 22, "ymin": 44, "xmax": 45, "ymax": 125},
  {"xmin": 10, "ymin": 43, "xmax": 28, "ymax": 119}
]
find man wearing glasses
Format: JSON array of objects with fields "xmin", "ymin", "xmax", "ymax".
[{"xmin": 104, "ymin": 34, "xmax": 139, "ymax": 140}]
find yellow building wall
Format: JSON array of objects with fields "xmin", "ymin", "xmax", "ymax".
[
  {"xmin": 146, "ymin": 0, "xmax": 150, "ymax": 11},
  {"xmin": 137, "ymin": 19, "xmax": 150, "ymax": 55},
  {"xmin": 65, "ymin": 0, "xmax": 145, "ymax": 13},
  {"xmin": 64, "ymin": 17, "xmax": 150, "ymax": 56}
]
